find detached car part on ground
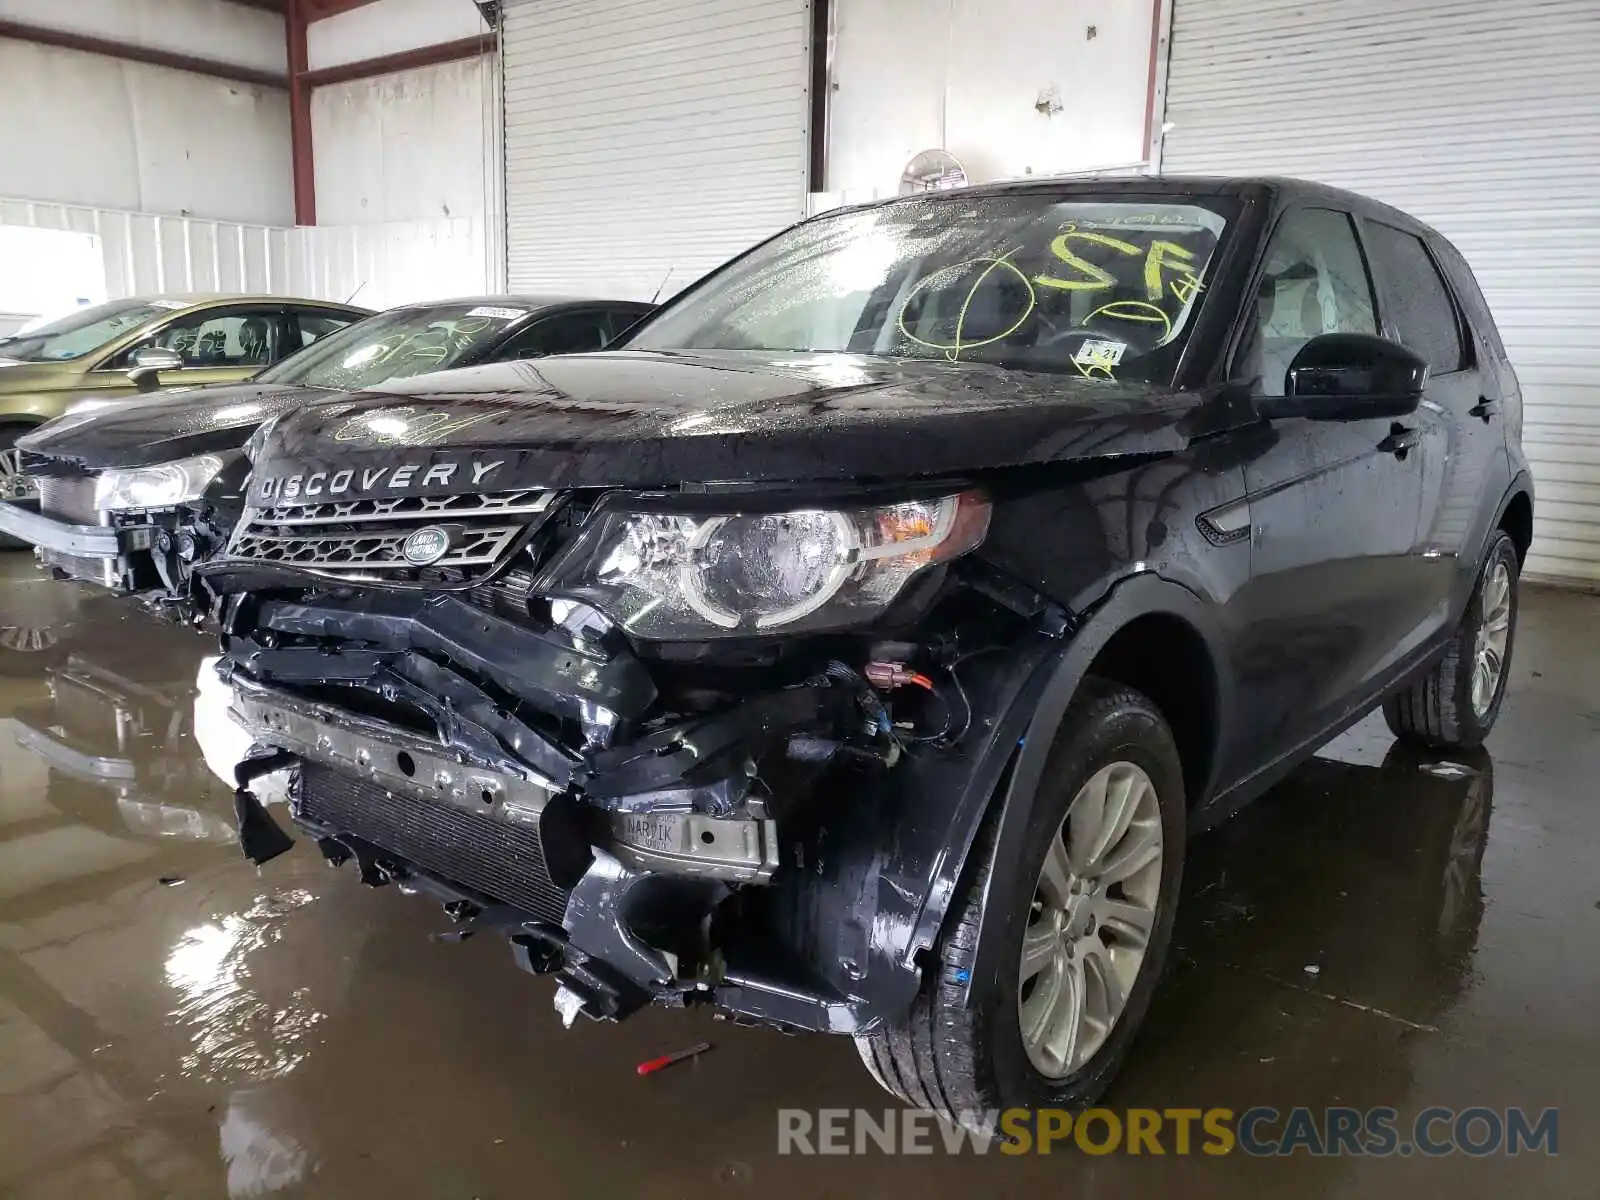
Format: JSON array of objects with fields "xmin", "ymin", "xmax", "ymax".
[
  {"xmin": 0, "ymin": 296, "xmax": 651, "ymax": 605},
  {"xmin": 203, "ymin": 177, "xmax": 1533, "ymax": 1119}
]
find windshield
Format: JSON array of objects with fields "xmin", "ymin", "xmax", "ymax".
[
  {"xmin": 627, "ymin": 194, "xmax": 1235, "ymax": 383},
  {"xmin": 258, "ymin": 303, "xmax": 530, "ymax": 390},
  {"xmin": 0, "ymin": 299, "xmax": 184, "ymax": 363}
]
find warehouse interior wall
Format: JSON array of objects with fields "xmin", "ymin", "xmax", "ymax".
[
  {"xmin": 303, "ymin": 0, "xmax": 497, "ymax": 300},
  {"xmin": 305, "ymin": 0, "xmax": 489, "ymax": 70},
  {"xmin": 827, "ymin": 0, "xmax": 1157, "ymax": 203},
  {"xmin": 311, "ymin": 57, "xmax": 492, "ymax": 226},
  {"xmin": 0, "ymin": 0, "xmax": 293, "ymax": 226}
]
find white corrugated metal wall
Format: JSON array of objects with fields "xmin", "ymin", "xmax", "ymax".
[
  {"xmin": 1, "ymin": 197, "xmax": 490, "ymax": 313},
  {"xmin": 500, "ymin": 0, "xmax": 812, "ymax": 299},
  {"xmin": 1159, "ymin": 0, "xmax": 1600, "ymax": 583}
]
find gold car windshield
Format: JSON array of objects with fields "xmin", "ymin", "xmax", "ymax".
[{"xmin": 0, "ymin": 299, "xmax": 178, "ymax": 362}]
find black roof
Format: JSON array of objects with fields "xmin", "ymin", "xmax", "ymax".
[
  {"xmin": 833, "ymin": 174, "xmax": 1440, "ymax": 239},
  {"xmin": 392, "ymin": 294, "xmax": 651, "ymax": 312}
]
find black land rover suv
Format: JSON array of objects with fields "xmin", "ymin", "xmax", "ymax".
[{"xmin": 202, "ymin": 177, "xmax": 1533, "ymax": 1121}]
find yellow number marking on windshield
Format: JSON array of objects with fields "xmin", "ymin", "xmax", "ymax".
[
  {"xmin": 1144, "ymin": 240, "xmax": 1203, "ymax": 302},
  {"xmin": 897, "ymin": 254, "xmax": 1037, "ymax": 361},
  {"xmin": 1087, "ymin": 300, "xmax": 1174, "ymax": 345},
  {"xmin": 1033, "ymin": 226, "xmax": 1143, "ymax": 291}
]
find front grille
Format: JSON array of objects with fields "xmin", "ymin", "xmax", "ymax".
[
  {"xmin": 227, "ymin": 488, "xmax": 555, "ymax": 576},
  {"xmin": 38, "ymin": 476, "xmax": 98, "ymax": 525},
  {"xmin": 296, "ymin": 762, "xmax": 570, "ymax": 924}
]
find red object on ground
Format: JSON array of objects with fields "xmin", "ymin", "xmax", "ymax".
[{"xmin": 636, "ymin": 1041, "xmax": 713, "ymax": 1076}]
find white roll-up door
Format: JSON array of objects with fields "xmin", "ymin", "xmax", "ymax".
[
  {"xmin": 1160, "ymin": 0, "xmax": 1600, "ymax": 583},
  {"xmin": 500, "ymin": 0, "xmax": 811, "ymax": 303}
]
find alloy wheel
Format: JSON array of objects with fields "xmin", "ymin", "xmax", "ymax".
[
  {"xmin": 0, "ymin": 447, "xmax": 36, "ymax": 503},
  {"xmin": 1018, "ymin": 760, "xmax": 1164, "ymax": 1078},
  {"xmin": 1470, "ymin": 561, "xmax": 1512, "ymax": 717}
]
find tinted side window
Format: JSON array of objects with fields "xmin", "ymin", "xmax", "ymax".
[
  {"xmin": 605, "ymin": 306, "xmax": 651, "ymax": 343},
  {"xmin": 1433, "ymin": 238, "xmax": 1505, "ymax": 360},
  {"xmin": 490, "ymin": 311, "xmax": 611, "ymax": 361},
  {"xmin": 108, "ymin": 307, "xmax": 280, "ymax": 369},
  {"xmin": 1365, "ymin": 223, "xmax": 1466, "ymax": 373},
  {"xmin": 296, "ymin": 311, "xmax": 357, "ymax": 347},
  {"xmin": 1235, "ymin": 208, "xmax": 1377, "ymax": 396}
]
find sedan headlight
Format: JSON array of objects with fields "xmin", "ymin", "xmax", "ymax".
[
  {"xmin": 93, "ymin": 454, "xmax": 226, "ymax": 512},
  {"xmin": 538, "ymin": 492, "xmax": 990, "ymax": 639}
]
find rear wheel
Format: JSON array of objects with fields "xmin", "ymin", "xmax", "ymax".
[
  {"xmin": 1384, "ymin": 530, "xmax": 1519, "ymax": 750},
  {"xmin": 856, "ymin": 677, "xmax": 1186, "ymax": 1123}
]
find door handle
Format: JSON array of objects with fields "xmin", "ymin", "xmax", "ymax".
[
  {"xmin": 1468, "ymin": 398, "xmax": 1499, "ymax": 422},
  {"xmin": 1377, "ymin": 423, "xmax": 1421, "ymax": 458}
]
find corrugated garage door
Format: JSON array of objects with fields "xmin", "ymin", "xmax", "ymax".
[
  {"xmin": 499, "ymin": 0, "xmax": 811, "ymax": 302},
  {"xmin": 1160, "ymin": 0, "xmax": 1600, "ymax": 583}
]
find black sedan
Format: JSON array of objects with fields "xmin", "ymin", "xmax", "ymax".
[{"xmin": 0, "ymin": 295, "xmax": 652, "ymax": 602}]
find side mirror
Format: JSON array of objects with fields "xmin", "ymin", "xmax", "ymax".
[
  {"xmin": 1266, "ymin": 333, "xmax": 1427, "ymax": 420},
  {"xmin": 128, "ymin": 345, "xmax": 184, "ymax": 392}
]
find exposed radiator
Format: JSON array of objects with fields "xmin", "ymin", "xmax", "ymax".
[
  {"xmin": 37, "ymin": 476, "xmax": 98, "ymax": 525},
  {"xmin": 295, "ymin": 762, "xmax": 570, "ymax": 925}
]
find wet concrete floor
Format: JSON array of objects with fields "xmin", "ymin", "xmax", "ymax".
[{"xmin": 0, "ymin": 553, "xmax": 1594, "ymax": 1197}]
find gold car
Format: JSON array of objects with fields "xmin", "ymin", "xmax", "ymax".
[{"xmin": 0, "ymin": 294, "xmax": 372, "ymax": 504}]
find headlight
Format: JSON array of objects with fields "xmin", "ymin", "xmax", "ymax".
[
  {"xmin": 538, "ymin": 492, "xmax": 990, "ymax": 639},
  {"xmin": 93, "ymin": 454, "xmax": 225, "ymax": 512}
]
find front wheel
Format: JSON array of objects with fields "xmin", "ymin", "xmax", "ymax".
[
  {"xmin": 1384, "ymin": 530, "xmax": 1519, "ymax": 750},
  {"xmin": 0, "ymin": 422, "xmax": 38, "ymax": 551},
  {"xmin": 856, "ymin": 677, "xmax": 1186, "ymax": 1123}
]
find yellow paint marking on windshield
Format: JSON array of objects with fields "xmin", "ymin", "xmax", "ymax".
[
  {"xmin": 1033, "ymin": 226, "xmax": 1142, "ymax": 291},
  {"xmin": 1088, "ymin": 300, "xmax": 1174, "ymax": 344},
  {"xmin": 1144, "ymin": 240, "xmax": 1200, "ymax": 302},
  {"xmin": 896, "ymin": 254, "xmax": 1038, "ymax": 361}
]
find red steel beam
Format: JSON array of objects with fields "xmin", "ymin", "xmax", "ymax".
[
  {"xmin": 286, "ymin": 0, "xmax": 316, "ymax": 224},
  {"xmin": 300, "ymin": 34, "xmax": 495, "ymax": 88},
  {"xmin": 302, "ymin": 0, "xmax": 382, "ymax": 20},
  {"xmin": 0, "ymin": 18, "xmax": 286, "ymax": 88}
]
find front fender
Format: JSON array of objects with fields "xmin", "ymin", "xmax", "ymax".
[
  {"xmin": 957, "ymin": 570, "xmax": 1232, "ymax": 1008},
  {"xmin": 763, "ymin": 570, "xmax": 1229, "ymax": 1031}
]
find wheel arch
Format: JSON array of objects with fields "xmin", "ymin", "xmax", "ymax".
[
  {"xmin": 952, "ymin": 571, "xmax": 1231, "ymax": 1006},
  {"xmin": 1496, "ymin": 482, "xmax": 1534, "ymax": 568}
]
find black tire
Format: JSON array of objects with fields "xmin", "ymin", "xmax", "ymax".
[
  {"xmin": 1384, "ymin": 531, "xmax": 1519, "ymax": 750},
  {"xmin": 856, "ymin": 677, "xmax": 1187, "ymax": 1122}
]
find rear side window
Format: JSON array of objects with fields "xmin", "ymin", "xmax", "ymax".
[
  {"xmin": 1365, "ymin": 223, "xmax": 1467, "ymax": 373},
  {"xmin": 297, "ymin": 311, "xmax": 357, "ymax": 346},
  {"xmin": 1433, "ymin": 238, "xmax": 1506, "ymax": 360},
  {"xmin": 490, "ymin": 310, "xmax": 612, "ymax": 360}
]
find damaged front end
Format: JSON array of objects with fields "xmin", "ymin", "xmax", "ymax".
[
  {"xmin": 203, "ymin": 480, "xmax": 1064, "ymax": 1034},
  {"xmin": 16, "ymin": 450, "xmax": 245, "ymax": 611}
]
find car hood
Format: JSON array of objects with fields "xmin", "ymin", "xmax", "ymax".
[
  {"xmin": 18, "ymin": 381, "xmax": 331, "ymax": 469},
  {"xmin": 249, "ymin": 351, "xmax": 1200, "ymax": 501}
]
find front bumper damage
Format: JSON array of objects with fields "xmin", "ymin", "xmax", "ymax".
[
  {"xmin": 0, "ymin": 498, "xmax": 138, "ymax": 587},
  {"xmin": 211, "ymin": 578, "xmax": 1057, "ymax": 1034},
  {"xmin": 1, "ymin": 494, "xmax": 226, "ymax": 602}
]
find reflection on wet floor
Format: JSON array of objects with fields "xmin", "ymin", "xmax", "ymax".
[{"xmin": 0, "ymin": 555, "xmax": 1594, "ymax": 1198}]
